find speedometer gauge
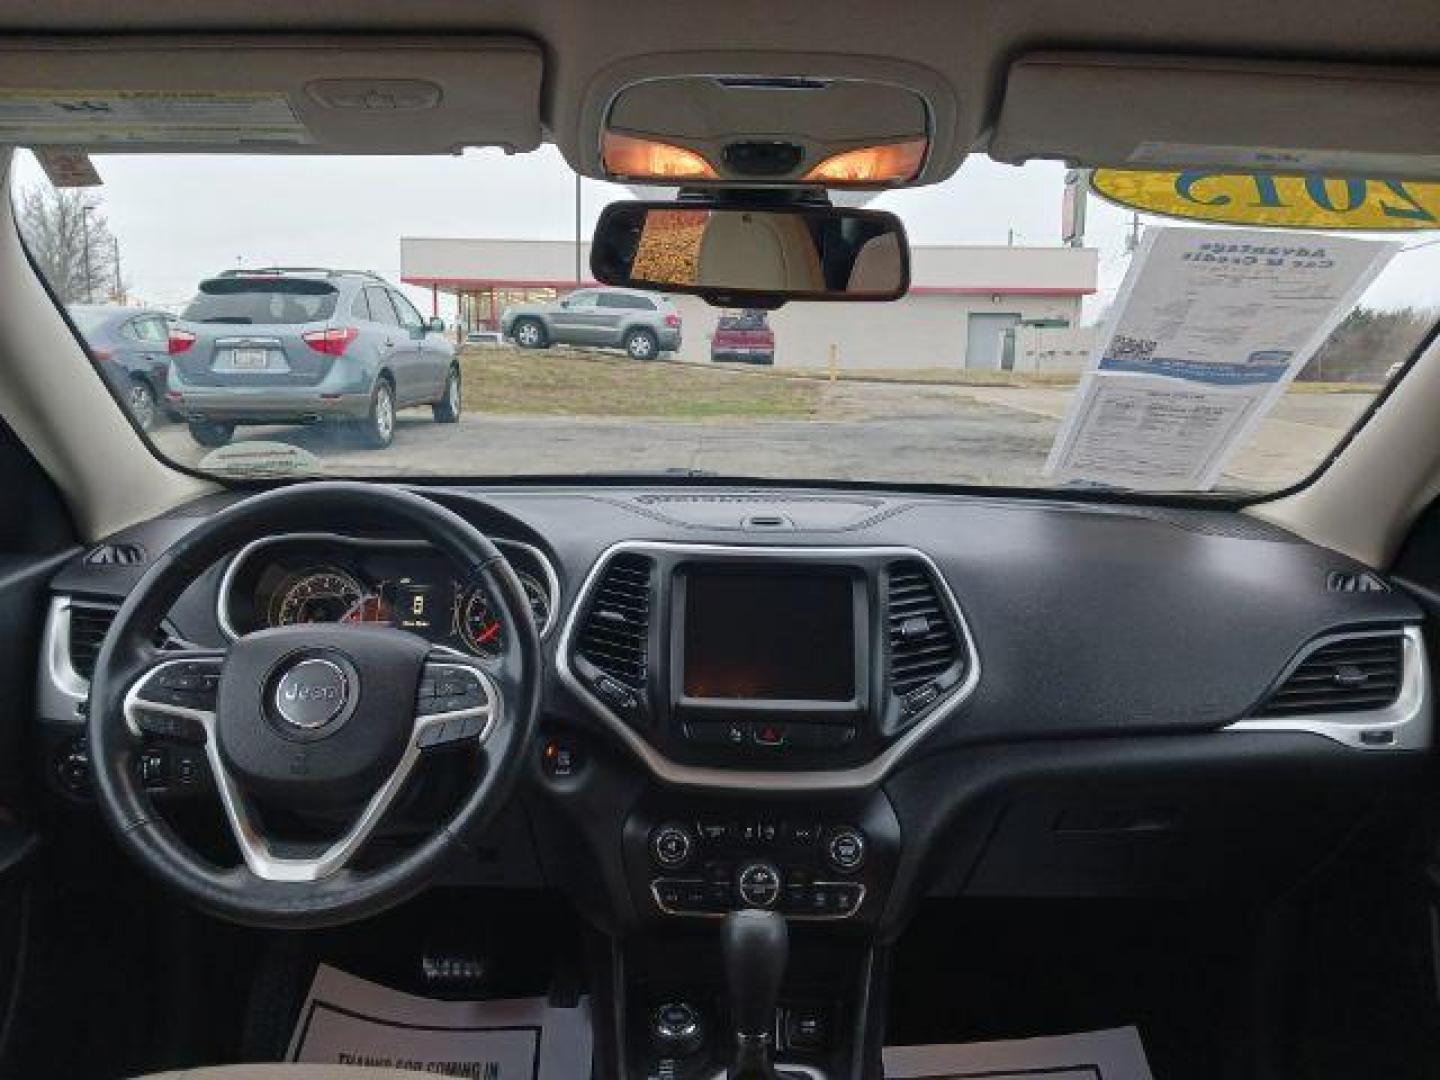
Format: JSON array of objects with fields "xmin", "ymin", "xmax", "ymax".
[
  {"xmin": 271, "ymin": 569, "xmax": 366, "ymax": 626},
  {"xmin": 456, "ymin": 572, "xmax": 551, "ymax": 656}
]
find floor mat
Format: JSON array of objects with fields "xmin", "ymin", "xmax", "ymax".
[
  {"xmin": 287, "ymin": 965, "xmax": 591, "ymax": 1080},
  {"xmin": 884, "ymin": 1027, "xmax": 1153, "ymax": 1080}
]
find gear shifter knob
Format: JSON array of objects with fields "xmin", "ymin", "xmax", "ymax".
[{"xmin": 722, "ymin": 909, "xmax": 788, "ymax": 1042}]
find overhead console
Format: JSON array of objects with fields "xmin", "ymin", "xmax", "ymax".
[{"xmin": 558, "ymin": 543, "xmax": 976, "ymax": 779}]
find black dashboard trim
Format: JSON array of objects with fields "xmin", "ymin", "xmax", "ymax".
[
  {"xmin": 555, "ymin": 541, "xmax": 982, "ymax": 792},
  {"xmin": 213, "ymin": 531, "xmax": 561, "ymax": 643}
]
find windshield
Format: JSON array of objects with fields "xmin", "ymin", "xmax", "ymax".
[
  {"xmin": 12, "ymin": 148, "xmax": 1440, "ymax": 491},
  {"xmin": 180, "ymin": 279, "xmax": 340, "ymax": 325}
]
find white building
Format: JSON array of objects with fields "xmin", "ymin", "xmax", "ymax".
[{"xmin": 401, "ymin": 237, "xmax": 1098, "ymax": 372}]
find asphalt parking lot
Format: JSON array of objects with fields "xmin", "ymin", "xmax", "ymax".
[{"xmin": 151, "ymin": 362, "xmax": 1376, "ymax": 491}]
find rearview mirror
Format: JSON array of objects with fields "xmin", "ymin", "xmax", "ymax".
[
  {"xmin": 591, "ymin": 201, "xmax": 909, "ymax": 306},
  {"xmin": 426, "ymin": 316, "xmax": 445, "ymax": 333}
]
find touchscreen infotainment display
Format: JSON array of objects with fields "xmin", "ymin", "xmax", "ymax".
[{"xmin": 682, "ymin": 568, "xmax": 856, "ymax": 701}]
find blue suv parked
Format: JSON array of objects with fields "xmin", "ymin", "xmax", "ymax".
[{"xmin": 167, "ymin": 268, "xmax": 460, "ymax": 448}]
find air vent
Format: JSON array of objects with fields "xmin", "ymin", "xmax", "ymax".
[
  {"xmin": 576, "ymin": 553, "xmax": 654, "ymax": 692},
  {"xmin": 1326, "ymin": 569, "xmax": 1388, "ymax": 593},
  {"xmin": 68, "ymin": 603, "xmax": 117, "ymax": 680},
  {"xmin": 1256, "ymin": 634, "xmax": 1405, "ymax": 716},
  {"xmin": 85, "ymin": 542, "xmax": 146, "ymax": 567},
  {"xmin": 67, "ymin": 602, "xmax": 180, "ymax": 682},
  {"xmin": 886, "ymin": 560, "xmax": 964, "ymax": 699}
]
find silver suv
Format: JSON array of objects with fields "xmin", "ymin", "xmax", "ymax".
[
  {"xmin": 167, "ymin": 268, "xmax": 460, "ymax": 449},
  {"xmin": 500, "ymin": 287, "xmax": 682, "ymax": 360}
]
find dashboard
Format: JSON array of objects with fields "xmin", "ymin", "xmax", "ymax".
[
  {"xmin": 32, "ymin": 486, "xmax": 1435, "ymax": 940},
  {"xmin": 216, "ymin": 533, "xmax": 560, "ymax": 658}
]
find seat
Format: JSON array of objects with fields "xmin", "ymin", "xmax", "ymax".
[
  {"xmin": 139, "ymin": 1068, "xmax": 431, "ymax": 1078},
  {"xmin": 696, "ymin": 211, "xmax": 825, "ymax": 292}
]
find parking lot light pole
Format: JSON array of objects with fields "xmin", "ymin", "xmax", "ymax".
[{"xmin": 574, "ymin": 173, "xmax": 582, "ymax": 284}]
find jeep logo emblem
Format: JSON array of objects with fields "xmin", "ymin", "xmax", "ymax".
[{"xmin": 274, "ymin": 658, "xmax": 350, "ymax": 730}]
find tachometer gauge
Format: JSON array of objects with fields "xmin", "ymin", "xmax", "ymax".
[
  {"xmin": 517, "ymin": 572, "xmax": 552, "ymax": 634},
  {"xmin": 271, "ymin": 569, "xmax": 366, "ymax": 627},
  {"xmin": 456, "ymin": 573, "xmax": 551, "ymax": 656},
  {"xmin": 458, "ymin": 587, "xmax": 504, "ymax": 656}
]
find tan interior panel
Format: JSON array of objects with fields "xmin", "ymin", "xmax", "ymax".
[
  {"xmin": 991, "ymin": 52, "xmax": 1440, "ymax": 178},
  {"xmin": 575, "ymin": 51, "xmax": 964, "ymax": 185},
  {"xmin": 606, "ymin": 76, "xmax": 929, "ymax": 184},
  {"xmin": 0, "ymin": 35, "xmax": 544, "ymax": 154}
]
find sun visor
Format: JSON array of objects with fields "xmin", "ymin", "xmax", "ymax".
[
  {"xmin": 990, "ymin": 53, "xmax": 1440, "ymax": 179},
  {"xmin": 0, "ymin": 35, "xmax": 543, "ymax": 154}
]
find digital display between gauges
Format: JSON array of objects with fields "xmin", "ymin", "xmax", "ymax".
[{"xmin": 394, "ymin": 580, "xmax": 435, "ymax": 631}]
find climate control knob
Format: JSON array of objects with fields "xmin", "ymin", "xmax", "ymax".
[
  {"xmin": 650, "ymin": 823, "xmax": 695, "ymax": 869},
  {"xmin": 826, "ymin": 827, "xmax": 866, "ymax": 872},
  {"xmin": 736, "ymin": 861, "xmax": 782, "ymax": 908}
]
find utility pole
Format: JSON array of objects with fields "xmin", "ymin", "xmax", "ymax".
[
  {"xmin": 1124, "ymin": 211, "xmax": 1142, "ymax": 255},
  {"xmin": 81, "ymin": 203, "xmax": 95, "ymax": 303}
]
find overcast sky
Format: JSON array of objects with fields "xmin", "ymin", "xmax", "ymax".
[{"xmin": 13, "ymin": 146, "xmax": 1440, "ymax": 321}]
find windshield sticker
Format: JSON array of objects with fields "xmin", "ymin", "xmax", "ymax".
[
  {"xmin": 1092, "ymin": 168, "xmax": 1440, "ymax": 231},
  {"xmin": 1046, "ymin": 226, "xmax": 1398, "ymax": 490},
  {"xmin": 0, "ymin": 90, "xmax": 311, "ymax": 145}
]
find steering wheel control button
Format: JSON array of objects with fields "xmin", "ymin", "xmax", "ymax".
[
  {"xmin": 134, "ymin": 709, "xmax": 207, "ymax": 744},
  {"xmin": 138, "ymin": 660, "xmax": 223, "ymax": 712},
  {"xmin": 416, "ymin": 664, "xmax": 487, "ymax": 717},
  {"xmin": 826, "ymin": 827, "xmax": 867, "ymax": 872},
  {"xmin": 274, "ymin": 658, "xmax": 350, "ymax": 730},
  {"xmin": 650, "ymin": 823, "xmax": 695, "ymax": 869},
  {"xmin": 737, "ymin": 861, "xmax": 782, "ymax": 908}
]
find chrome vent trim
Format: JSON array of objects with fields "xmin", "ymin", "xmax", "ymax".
[
  {"xmin": 575, "ymin": 551, "xmax": 653, "ymax": 691},
  {"xmin": 556, "ymin": 542, "xmax": 981, "ymax": 792},
  {"xmin": 1226, "ymin": 626, "xmax": 1430, "ymax": 751},
  {"xmin": 885, "ymin": 560, "xmax": 965, "ymax": 697}
]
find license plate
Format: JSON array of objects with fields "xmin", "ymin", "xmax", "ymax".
[{"xmin": 230, "ymin": 348, "xmax": 269, "ymax": 370}]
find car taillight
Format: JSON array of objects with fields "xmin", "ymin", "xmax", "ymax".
[
  {"xmin": 665, "ymin": 313, "xmax": 681, "ymax": 328},
  {"xmin": 167, "ymin": 329, "xmax": 197, "ymax": 355},
  {"xmin": 90, "ymin": 346, "xmax": 114, "ymax": 361},
  {"xmin": 302, "ymin": 327, "xmax": 359, "ymax": 356}
]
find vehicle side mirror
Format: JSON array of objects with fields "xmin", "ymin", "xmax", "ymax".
[
  {"xmin": 426, "ymin": 316, "xmax": 445, "ymax": 333},
  {"xmin": 591, "ymin": 200, "xmax": 909, "ymax": 307}
]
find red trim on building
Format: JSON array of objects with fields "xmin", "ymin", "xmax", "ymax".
[{"xmin": 403, "ymin": 276, "xmax": 1094, "ymax": 297}]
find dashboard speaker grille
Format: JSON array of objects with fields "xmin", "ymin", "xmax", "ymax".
[
  {"xmin": 886, "ymin": 560, "xmax": 964, "ymax": 697},
  {"xmin": 576, "ymin": 553, "xmax": 654, "ymax": 690},
  {"xmin": 1256, "ymin": 634, "xmax": 1404, "ymax": 716}
]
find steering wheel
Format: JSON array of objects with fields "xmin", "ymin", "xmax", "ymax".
[{"xmin": 86, "ymin": 482, "xmax": 541, "ymax": 928}]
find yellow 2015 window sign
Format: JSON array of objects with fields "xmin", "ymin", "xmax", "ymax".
[{"xmin": 1091, "ymin": 169, "xmax": 1440, "ymax": 230}]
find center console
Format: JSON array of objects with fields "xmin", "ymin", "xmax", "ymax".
[{"xmin": 553, "ymin": 544, "xmax": 975, "ymax": 1079}]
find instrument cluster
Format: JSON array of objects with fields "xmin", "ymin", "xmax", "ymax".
[{"xmin": 219, "ymin": 534, "xmax": 558, "ymax": 658}]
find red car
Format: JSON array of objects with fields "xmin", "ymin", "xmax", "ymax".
[{"xmin": 710, "ymin": 309, "xmax": 774, "ymax": 365}]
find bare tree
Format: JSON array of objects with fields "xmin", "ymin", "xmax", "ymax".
[
  {"xmin": 15, "ymin": 184, "xmax": 124, "ymax": 305},
  {"xmin": 1303, "ymin": 306, "xmax": 1439, "ymax": 383}
]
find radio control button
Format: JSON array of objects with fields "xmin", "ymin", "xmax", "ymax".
[
  {"xmin": 826, "ymin": 827, "xmax": 866, "ymax": 872},
  {"xmin": 751, "ymin": 722, "xmax": 787, "ymax": 748},
  {"xmin": 651, "ymin": 824, "xmax": 695, "ymax": 869},
  {"xmin": 737, "ymin": 862, "xmax": 782, "ymax": 908}
]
